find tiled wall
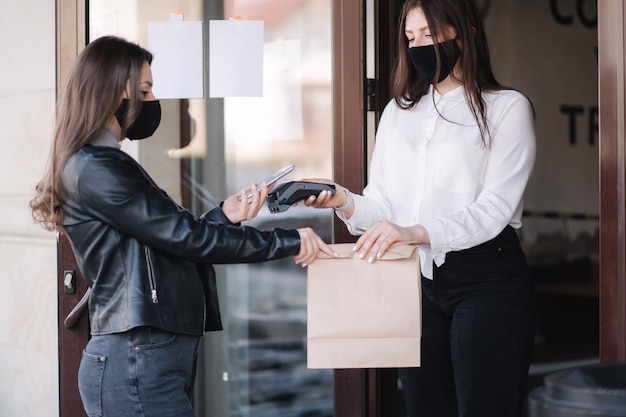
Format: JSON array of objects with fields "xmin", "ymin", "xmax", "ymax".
[{"xmin": 0, "ymin": 1, "xmax": 59, "ymax": 416}]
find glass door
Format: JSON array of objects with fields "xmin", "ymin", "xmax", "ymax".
[{"xmin": 88, "ymin": 1, "xmax": 334, "ymax": 416}]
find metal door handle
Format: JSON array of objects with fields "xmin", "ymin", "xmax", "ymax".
[{"xmin": 64, "ymin": 288, "xmax": 91, "ymax": 329}]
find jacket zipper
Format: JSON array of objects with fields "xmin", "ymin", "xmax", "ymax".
[{"xmin": 144, "ymin": 245, "xmax": 159, "ymax": 304}]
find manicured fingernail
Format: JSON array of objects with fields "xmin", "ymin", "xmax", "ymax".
[
  {"xmin": 359, "ymin": 252, "xmax": 365, "ymax": 259},
  {"xmin": 376, "ymin": 252, "xmax": 381, "ymax": 259},
  {"xmin": 333, "ymin": 251, "xmax": 339, "ymax": 257},
  {"xmin": 353, "ymin": 246, "xmax": 357, "ymax": 252},
  {"xmin": 302, "ymin": 264, "xmax": 307, "ymax": 268},
  {"xmin": 368, "ymin": 256, "xmax": 374, "ymax": 263}
]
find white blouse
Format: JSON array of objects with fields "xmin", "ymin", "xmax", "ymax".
[{"xmin": 339, "ymin": 85, "xmax": 536, "ymax": 279}]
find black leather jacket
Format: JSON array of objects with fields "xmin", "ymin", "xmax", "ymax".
[{"xmin": 61, "ymin": 142, "xmax": 300, "ymax": 336}]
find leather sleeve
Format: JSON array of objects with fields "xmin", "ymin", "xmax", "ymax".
[{"xmin": 63, "ymin": 147, "xmax": 301, "ymax": 264}]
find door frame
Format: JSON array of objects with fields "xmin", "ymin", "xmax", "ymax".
[
  {"xmin": 331, "ymin": 1, "xmax": 401, "ymax": 416},
  {"xmin": 598, "ymin": 1, "xmax": 626, "ymax": 362},
  {"xmin": 56, "ymin": 2, "xmax": 88, "ymax": 417},
  {"xmin": 330, "ymin": 0, "xmax": 368, "ymax": 414}
]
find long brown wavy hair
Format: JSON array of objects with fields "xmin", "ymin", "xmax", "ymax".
[
  {"xmin": 392, "ymin": 0, "xmax": 504, "ymax": 142},
  {"xmin": 30, "ymin": 36, "xmax": 152, "ymax": 231}
]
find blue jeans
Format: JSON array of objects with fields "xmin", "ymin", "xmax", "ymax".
[
  {"xmin": 78, "ymin": 327, "xmax": 201, "ymax": 417},
  {"xmin": 398, "ymin": 226, "xmax": 536, "ymax": 417}
]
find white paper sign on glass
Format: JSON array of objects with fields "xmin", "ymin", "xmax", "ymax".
[
  {"xmin": 148, "ymin": 20, "xmax": 204, "ymax": 99},
  {"xmin": 209, "ymin": 19, "xmax": 264, "ymax": 98},
  {"xmin": 224, "ymin": 38, "xmax": 304, "ymax": 144}
]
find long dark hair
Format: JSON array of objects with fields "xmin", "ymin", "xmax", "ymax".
[
  {"xmin": 392, "ymin": 0, "xmax": 503, "ymax": 142},
  {"xmin": 30, "ymin": 36, "xmax": 152, "ymax": 231}
]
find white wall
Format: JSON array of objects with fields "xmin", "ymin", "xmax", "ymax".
[{"xmin": 0, "ymin": 2, "xmax": 59, "ymax": 417}]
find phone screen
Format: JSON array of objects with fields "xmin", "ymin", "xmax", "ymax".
[
  {"xmin": 244, "ymin": 164, "xmax": 295, "ymax": 200},
  {"xmin": 261, "ymin": 164, "xmax": 295, "ymax": 188}
]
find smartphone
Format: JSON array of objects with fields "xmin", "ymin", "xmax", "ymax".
[{"xmin": 243, "ymin": 164, "xmax": 296, "ymax": 201}]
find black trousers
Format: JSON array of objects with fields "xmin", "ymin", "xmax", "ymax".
[{"xmin": 399, "ymin": 226, "xmax": 536, "ymax": 417}]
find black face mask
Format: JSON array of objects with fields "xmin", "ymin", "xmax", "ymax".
[
  {"xmin": 115, "ymin": 99, "xmax": 161, "ymax": 140},
  {"xmin": 408, "ymin": 39, "xmax": 461, "ymax": 84}
]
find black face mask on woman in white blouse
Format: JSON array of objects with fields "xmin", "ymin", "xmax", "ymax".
[{"xmin": 408, "ymin": 39, "xmax": 461, "ymax": 84}]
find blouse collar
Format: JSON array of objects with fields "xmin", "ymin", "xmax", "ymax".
[{"xmin": 429, "ymin": 84, "xmax": 465, "ymax": 111}]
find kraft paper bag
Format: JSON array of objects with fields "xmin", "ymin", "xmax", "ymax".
[{"xmin": 307, "ymin": 242, "xmax": 421, "ymax": 369}]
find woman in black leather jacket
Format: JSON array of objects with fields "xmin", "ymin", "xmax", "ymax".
[{"xmin": 31, "ymin": 36, "xmax": 336, "ymax": 417}]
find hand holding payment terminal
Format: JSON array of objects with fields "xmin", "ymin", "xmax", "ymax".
[{"xmin": 266, "ymin": 181, "xmax": 336, "ymax": 213}]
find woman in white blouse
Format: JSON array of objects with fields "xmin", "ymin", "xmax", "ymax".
[{"xmin": 306, "ymin": 0, "xmax": 536, "ymax": 416}]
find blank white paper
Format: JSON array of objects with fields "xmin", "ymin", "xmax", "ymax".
[
  {"xmin": 209, "ymin": 20, "xmax": 264, "ymax": 98},
  {"xmin": 148, "ymin": 20, "xmax": 204, "ymax": 99}
]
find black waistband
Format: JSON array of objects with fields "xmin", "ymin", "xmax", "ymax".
[{"xmin": 456, "ymin": 225, "xmax": 520, "ymax": 254}]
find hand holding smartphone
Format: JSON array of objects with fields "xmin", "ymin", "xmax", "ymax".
[{"xmin": 241, "ymin": 164, "xmax": 296, "ymax": 201}]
